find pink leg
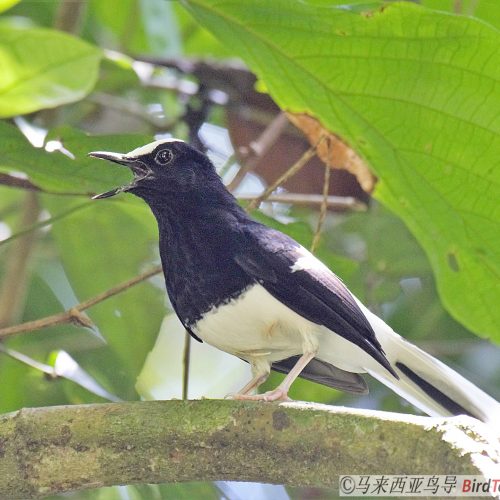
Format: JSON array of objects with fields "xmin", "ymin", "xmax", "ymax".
[
  {"xmin": 233, "ymin": 352, "xmax": 315, "ymax": 402},
  {"xmin": 236, "ymin": 373, "xmax": 269, "ymax": 395}
]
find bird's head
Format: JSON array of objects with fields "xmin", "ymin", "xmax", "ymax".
[{"xmin": 89, "ymin": 139, "xmax": 219, "ymax": 203}]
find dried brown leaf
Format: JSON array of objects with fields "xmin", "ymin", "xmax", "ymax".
[{"xmin": 287, "ymin": 113, "xmax": 376, "ymax": 193}]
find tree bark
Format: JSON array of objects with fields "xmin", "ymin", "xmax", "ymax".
[{"xmin": 0, "ymin": 400, "xmax": 498, "ymax": 498}]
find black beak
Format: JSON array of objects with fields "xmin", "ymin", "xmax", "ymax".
[
  {"xmin": 88, "ymin": 150, "xmax": 138, "ymax": 199},
  {"xmin": 87, "ymin": 151, "xmax": 134, "ymax": 167}
]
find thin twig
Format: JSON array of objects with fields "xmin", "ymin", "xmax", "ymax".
[
  {"xmin": 227, "ymin": 112, "xmax": 289, "ymax": 192},
  {"xmin": 0, "ymin": 173, "xmax": 90, "ymax": 197},
  {"xmin": 89, "ymin": 93, "xmax": 177, "ymax": 129},
  {"xmin": 0, "ymin": 265, "xmax": 162, "ymax": 340},
  {"xmin": 54, "ymin": 0, "xmax": 87, "ymax": 34},
  {"xmin": 246, "ymin": 135, "xmax": 325, "ymax": 212},
  {"xmin": 182, "ymin": 330, "xmax": 191, "ymax": 401},
  {"xmin": 237, "ymin": 193, "xmax": 365, "ymax": 211},
  {"xmin": 0, "ymin": 202, "xmax": 91, "ymax": 248},
  {"xmin": 0, "ymin": 173, "xmax": 41, "ymax": 192},
  {"xmin": 310, "ymin": 161, "xmax": 331, "ymax": 253}
]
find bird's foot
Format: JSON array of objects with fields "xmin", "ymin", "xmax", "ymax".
[{"xmin": 231, "ymin": 387, "xmax": 291, "ymax": 402}]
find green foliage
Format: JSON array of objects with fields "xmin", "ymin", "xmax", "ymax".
[
  {"xmin": 0, "ymin": 123, "xmax": 157, "ymax": 194},
  {"xmin": 46, "ymin": 196, "xmax": 164, "ymax": 397},
  {"xmin": 0, "ymin": 24, "xmax": 101, "ymax": 117},
  {"xmin": 89, "ymin": 0, "xmax": 181, "ymax": 56},
  {"xmin": 183, "ymin": 0, "xmax": 500, "ymax": 340}
]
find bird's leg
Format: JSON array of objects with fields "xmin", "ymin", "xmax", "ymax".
[
  {"xmin": 225, "ymin": 359, "xmax": 270, "ymax": 399},
  {"xmin": 233, "ymin": 351, "xmax": 316, "ymax": 402},
  {"xmin": 235, "ymin": 373, "xmax": 269, "ymax": 395}
]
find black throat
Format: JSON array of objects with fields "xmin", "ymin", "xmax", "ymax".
[{"xmin": 146, "ymin": 189, "xmax": 254, "ymax": 328}]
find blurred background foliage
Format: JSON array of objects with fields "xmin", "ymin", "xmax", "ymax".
[{"xmin": 0, "ymin": 0, "xmax": 498, "ymax": 498}]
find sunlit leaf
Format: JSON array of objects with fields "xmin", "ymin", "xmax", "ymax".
[
  {"xmin": 0, "ymin": 25, "xmax": 101, "ymax": 117},
  {"xmin": 183, "ymin": 0, "xmax": 500, "ymax": 340},
  {"xmin": 0, "ymin": 0, "xmax": 20, "ymax": 14}
]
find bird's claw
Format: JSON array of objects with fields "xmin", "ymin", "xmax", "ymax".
[{"xmin": 230, "ymin": 387, "xmax": 292, "ymax": 402}]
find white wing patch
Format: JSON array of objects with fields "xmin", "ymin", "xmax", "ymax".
[
  {"xmin": 127, "ymin": 138, "xmax": 184, "ymax": 157},
  {"xmin": 290, "ymin": 245, "xmax": 330, "ymax": 273}
]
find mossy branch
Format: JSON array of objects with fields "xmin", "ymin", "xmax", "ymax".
[{"xmin": 0, "ymin": 401, "xmax": 499, "ymax": 498}]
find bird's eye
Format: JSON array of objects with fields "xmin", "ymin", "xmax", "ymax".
[{"xmin": 155, "ymin": 149, "xmax": 173, "ymax": 165}]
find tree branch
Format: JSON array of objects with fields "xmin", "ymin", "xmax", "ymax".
[
  {"xmin": 0, "ymin": 173, "xmax": 41, "ymax": 192},
  {"xmin": 54, "ymin": 0, "xmax": 87, "ymax": 34},
  {"xmin": 0, "ymin": 173, "xmax": 89, "ymax": 197},
  {"xmin": 0, "ymin": 265, "xmax": 162, "ymax": 340},
  {"xmin": 0, "ymin": 401, "xmax": 498, "ymax": 498},
  {"xmin": 237, "ymin": 192, "xmax": 366, "ymax": 211}
]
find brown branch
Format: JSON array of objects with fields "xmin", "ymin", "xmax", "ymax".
[
  {"xmin": 0, "ymin": 173, "xmax": 41, "ymax": 192},
  {"xmin": 54, "ymin": 0, "xmax": 87, "ymax": 34},
  {"xmin": 0, "ymin": 173, "xmax": 89, "ymax": 197},
  {"xmin": 237, "ymin": 192, "xmax": 366, "ymax": 211},
  {"xmin": 0, "ymin": 401, "xmax": 497, "ymax": 498},
  {"xmin": 246, "ymin": 135, "xmax": 325, "ymax": 212},
  {"xmin": 0, "ymin": 265, "xmax": 162, "ymax": 340},
  {"xmin": 227, "ymin": 112, "xmax": 289, "ymax": 191}
]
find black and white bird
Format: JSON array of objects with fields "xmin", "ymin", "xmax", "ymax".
[{"xmin": 89, "ymin": 139, "xmax": 500, "ymax": 423}]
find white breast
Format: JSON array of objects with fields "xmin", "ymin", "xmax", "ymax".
[{"xmin": 192, "ymin": 283, "xmax": 315, "ymax": 363}]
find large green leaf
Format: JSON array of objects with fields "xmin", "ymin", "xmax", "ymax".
[
  {"xmin": 0, "ymin": 25, "xmax": 101, "ymax": 117},
  {"xmin": 183, "ymin": 0, "xmax": 500, "ymax": 340}
]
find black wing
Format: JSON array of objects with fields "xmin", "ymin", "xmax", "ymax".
[{"xmin": 234, "ymin": 224, "xmax": 397, "ymax": 377}]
